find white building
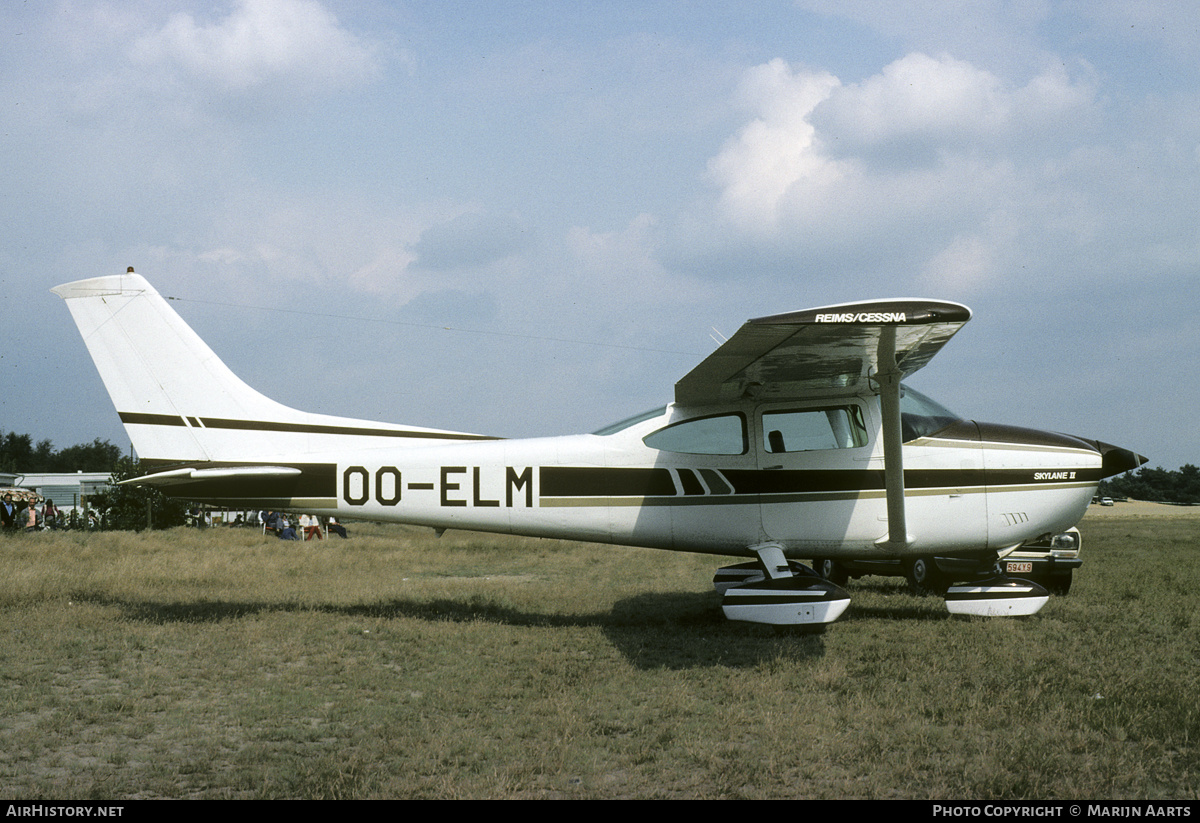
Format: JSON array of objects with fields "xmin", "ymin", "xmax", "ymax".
[{"xmin": 1, "ymin": 470, "xmax": 112, "ymax": 512}]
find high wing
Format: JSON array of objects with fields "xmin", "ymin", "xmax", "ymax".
[
  {"xmin": 677, "ymin": 299, "xmax": 971, "ymax": 552},
  {"xmin": 675, "ymin": 299, "xmax": 972, "ymax": 407}
]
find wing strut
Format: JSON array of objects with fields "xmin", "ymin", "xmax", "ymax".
[{"xmin": 875, "ymin": 327, "xmax": 912, "ymax": 551}]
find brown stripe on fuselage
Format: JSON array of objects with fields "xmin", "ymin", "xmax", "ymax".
[{"xmin": 119, "ymin": 412, "xmax": 501, "ymax": 441}]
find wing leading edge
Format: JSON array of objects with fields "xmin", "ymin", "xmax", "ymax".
[{"xmin": 675, "ymin": 299, "xmax": 971, "ymax": 407}]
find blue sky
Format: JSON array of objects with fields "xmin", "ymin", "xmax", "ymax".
[{"xmin": 2, "ymin": 1, "xmax": 1197, "ymax": 469}]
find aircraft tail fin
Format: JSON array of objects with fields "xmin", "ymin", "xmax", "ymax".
[{"xmin": 52, "ymin": 270, "xmax": 495, "ymax": 465}]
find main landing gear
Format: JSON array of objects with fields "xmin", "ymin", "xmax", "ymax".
[
  {"xmin": 713, "ymin": 544, "xmax": 851, "ymax": 626},
  {"xmin": 930, "ymin": 556, "xmax": 1051, "ymax": 617},
  {"xmin": 715, "ymin": 549, "xmax": 1051, "ymax": 625},
  {"xmin": 943, "ymin": 575, "xmax": 1049, "ymax": 617}
]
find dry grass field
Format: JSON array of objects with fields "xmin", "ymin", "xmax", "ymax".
[{"xmin": 1, "ymin": 502, "xmax": 1197, "ymax": 799}]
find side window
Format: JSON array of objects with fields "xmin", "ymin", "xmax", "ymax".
[
  {"xmin": 643, "ymin": 413, "xmax": 747, "ymax": 455},
  {"xmin": 761, "ymin": 406, "xmax": 867, "ymax": 453}
]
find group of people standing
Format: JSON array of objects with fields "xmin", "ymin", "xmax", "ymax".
[
  {"xmin": 260, "ymin": 510, "xmax": 348, "ymax": 541},
  {"xmin": 1, "ymin": 493, "xmax": 61, "ymax": 532},
  {"xmin": 2, "ymin": 493, "xmax": 352, "ymax": 539}
]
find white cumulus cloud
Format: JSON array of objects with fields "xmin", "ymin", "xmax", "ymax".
[
  {"xmin": 707, "ymin": 59, "xmax": 844, "ymax": 233},
  {"xmin": 130, "ymin": 0, "xmax": 382, "ymax": 95},
  {"xmin": 814, "ymin": 53, "xmax": 1094, "ymax": 152},
  {"xmin": 702, "ymin": 52, "xmax": 1100, "ymax": 292}
]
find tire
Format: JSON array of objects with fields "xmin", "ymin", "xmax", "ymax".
[
  {"xmin": 905, "ymin": 557, "xmax": 947, "ymax": 596},
  {"xmin": 813, "ymin": 557, "xmax": 849, "ymax": 586},
  {"xmin": 1045, "ymin": 572, "xmax": 1072, "ymax": 595}
]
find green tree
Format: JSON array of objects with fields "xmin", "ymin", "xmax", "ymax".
[
  {"xmin": 32, "ymin": 439, "xmax": 56, "ymax": 470},
  {"xmin": 0, "ymin": 431, "xmax": 34, "ymax": 472},
  {"xmin": 52, "ymin": 439, "xmax": 122, "ymax": 472},
  {"xmin": 1101, "ymin": 464, "xmax": 1200, "ymax": 505},
  {"xmin": 0, "ymin": 429, "xmax": 122, "ymax": 473},
  {"xmin": 92, "ymin": 457, "xmax": 192, "ymax": 530}
]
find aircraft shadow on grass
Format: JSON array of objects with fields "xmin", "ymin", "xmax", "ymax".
[{"xmin": 89, "ymin": 588, "xmax": 950, "ymax": 670}]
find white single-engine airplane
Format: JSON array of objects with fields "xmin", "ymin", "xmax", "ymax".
[{"xmin": 54, "ymin": 270, "xmax": 1145, "ymax": 625}]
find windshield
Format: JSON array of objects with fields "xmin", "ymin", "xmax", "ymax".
[
  {"xmin": 592, "ymin": 406, "xmax": 668, "ymax": 436},
  {"xmin": 594, "ymin": 389, "xmax": 959, "ymax": 442},
  {"xmin": 900, "ymin": 384, "xmax": 962, "ymax": 441}
]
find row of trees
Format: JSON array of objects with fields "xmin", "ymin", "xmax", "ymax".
[
  {"xmin": 1099, "ymin": 464, "xmax": 1200, "ymax": 505},
  {"xmin": 1, "ymin": 429, "xmax": 122, "ymax": 474}
]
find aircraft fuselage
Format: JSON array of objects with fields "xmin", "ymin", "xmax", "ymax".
[{"xmin": 136, "ymin": 396, "xmax": 1104, "ymax": 562}]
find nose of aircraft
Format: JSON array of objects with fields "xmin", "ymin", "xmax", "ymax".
[
  {"xmin": 971, "ymin": 422, "xmax": 1147, "ymax": 478},
  {"xmin": 1091, "ymin": 440, "xmax": 1148, "ymax": 478}
]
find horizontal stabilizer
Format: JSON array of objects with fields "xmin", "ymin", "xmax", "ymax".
[{"xmin": 122, "ymin": 465, "xmax": 303, "ymax": 487}]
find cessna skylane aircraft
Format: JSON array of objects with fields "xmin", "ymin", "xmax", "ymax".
[{"xmin": 53, "ymin": 270, "xmax": 1145, "ymax": 625}]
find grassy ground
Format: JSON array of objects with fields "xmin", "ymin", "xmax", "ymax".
[{"xmin": 1, "ymin": 508, "xmax": 1197, "ymax": 799}]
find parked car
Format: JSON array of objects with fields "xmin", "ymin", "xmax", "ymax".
[
  {"xmin": 1099, "ymin": 497, "xmax": 1114, "ymax": 506},
  {"xmin": 812, "ymin": 528, "xmax": 1081, "ymax": 595}
]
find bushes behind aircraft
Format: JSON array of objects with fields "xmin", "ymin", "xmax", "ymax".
[{"xmin": 1100, "ymin": 464, "xmax": 1200, "ymax": 505}]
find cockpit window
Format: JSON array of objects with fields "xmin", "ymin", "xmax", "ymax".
[
  {"xmin": 900, "ymin": 385, "xmax": 961, "ymax": 441},
  {"xmin": 761, "ymin": 406, "xmax": 868, "ymax": 453},
  {"xmin": 592, "ymin": 406, "xmax": 667, "ymax": 436},
  {"xmin": 643, "ymin": 413, "xmax": 748, "ymax": 455}
]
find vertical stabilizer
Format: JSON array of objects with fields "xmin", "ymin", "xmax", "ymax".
[{"xmin": 52, "ymin": 270, "xmax": 492, "ymax": 464}]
